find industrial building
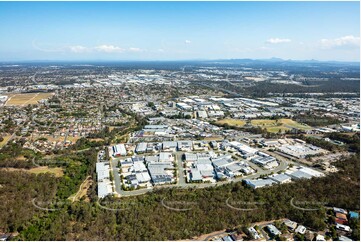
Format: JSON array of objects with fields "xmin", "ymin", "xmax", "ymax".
[
  {"xmin": 287, "ymin": 170, "xmax": 313, "ymax": 180},
  {"xmin": 277, "ymin": 143, "xmax": 325, "ymax": 159},
  {"xmin": 251, "ymin": 154, "xmax": 278, "ymax": 169},
  {"xmin": 190, "ymin": 168, "xmax": 203, "ymax": 182},
  {"xmin": 229, "ymin": 141, "xmax": 258, "ymax": 157},
  {"xmin": 286, "ymin": 166, "xmax": 324, "ymax": 180},
  {"xmin": 143, "ymin": 125, "xmax": 170, "ymax": 136},
  {"xmin": 295, "ymin": 225, "xmax": 307, "ymax": 234},
  {"xmin": 159, "ymin": 152, "xmax": 174, "ymax": 162},
  {"xmin": 177, "ymin": 140, "xmax": 193, "ymax": 151},
  {"xmin": 97, "ymin": 181, "xmax": 112, "ymax": 199},
  {"xmin": 96, "ymin": 162, "xmax": 110, "ymax": 181},
  {"xmin": 148, "ymin": 162, "xmax": 175, "ymax": 185},
  {"xmin": 176, "ymin": 102, "xmax": 192, "ymax": 110},
  {"xmin": 120, "ymin": 157, "xmax": 152, "ymax": 188},
  {"xmin": 266, "ymin": 224, "xmax": 282, "ymax": 236},
  {"xmin": 284, "ymin": 220, "xmax": 298, "ymax": 231},
  {"xmin": 212, "ymin": 154, "xmax": 233, "ymax": 168},
  {"xmin": 135, "ymin": 142, "xmax": 147, "ymax": 154},
  {"xmin": 96, "ymin": 162, "xmax": 112, "ymax": 198},
  {"xmin": 197, "ymin": 110, "xmax": 208, "ymax": 119},
  {"xmin": 248, "ymin": 227, "xmax": 262, "ymax": 240},
  {"xmin": 212, "ymin": 154, "xmax": 254, "ymax": 179},
  {"xmin": 112, "ymin": 143, "xmax": 127, "ymax": 156},
  {"xmin": 184, "ymin": 153, "xmax": 198, "ymax": 162},
  {"xmin": 162, "ymin": 141, "xmax": 177, "ymax": 151},
  {"xmin": 269, "ymin": 174, "xmax": 292, "ymax": 184},
  {"xmin": 145, "ymin": 155, "xmax": 159, "ymax": 163},
  {"xmin": 244, "ymin": 178, "xmax": 276, "ymax": 189}
]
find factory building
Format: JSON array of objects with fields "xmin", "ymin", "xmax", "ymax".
[
  {"xmin": 269, "ymin": 174, "xmax": 292, "ymax": 184},
  {"xmin": 96, "ymin": 162, "xmax": 112, "ymax": 198},
  {"xmin": 162, "ymin": 141, "xmax": 177, "ymax": 152},
  {"xmin": 251, "ymin": 154, "xmax": 278, "ymax": 169},
  {"xmin": 112, "ymin": 144, "xmax": 127, "ymax": 156},
  {"xmin": 177, "ymin": 140, "xmax": 193, "ymax": 151},
  {"xmin": 135, "ymin": 142, "xmax": 147, "ymax": 154},
  {"xmin": 244, "ymin": 178, "xmax": 276, "ymax": 189},
  {"xmin": 148, "ymin": 162, "xmax": 175, "ymax": 185}
]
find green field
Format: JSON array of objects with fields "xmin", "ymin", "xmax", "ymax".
[{"xmin": 251, "ymin": 118, "xmax": 311, "ymax": 133}]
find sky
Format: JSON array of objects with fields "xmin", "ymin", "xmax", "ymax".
[{"xmin": 0, "ymin": 1, "xmax": 359, "ymax": 62}]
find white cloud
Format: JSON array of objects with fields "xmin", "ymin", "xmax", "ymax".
[
  {"xmin": 34, "ymin": 41, "xmax": 145, "ymax": 54},
  {"xmin": 69, "ymin": 45, "xmax": 89, "ymax": 53},
  {"xmin": 185, "ymin": 40, "xmax": 191, "ymax": 44},
  {"xmin": 266, "ymin": 38, "xmax": 291, "ymax": 44},
  {"xmin": 94, "ymin": 45, "xmax": 124, "ymax": 53},
  {"xmin": 320, "ymin": 35, "xmax": 360, "ymax": 49}
]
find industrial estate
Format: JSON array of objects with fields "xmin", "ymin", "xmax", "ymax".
[
  {"xmin": 0, "ymin": 0, "xmax": 360, "ymax": 240},
  {"xmin": 0, "ymin": 60, "xmax": 359, "ymax": 241}
]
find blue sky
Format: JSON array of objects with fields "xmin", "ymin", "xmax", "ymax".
[{"xmin": 0, "ymin": 1, "xmax": 359, "ymax": 61}]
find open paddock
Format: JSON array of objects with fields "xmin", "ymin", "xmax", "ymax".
[
  {"xmin": 251, "ymin": 118, "xmax": 311, "ymax": 133},
  {"xmin": 216, "ymin": 119, "xmax": 246, "ymax": 127},
  {"xmin": 5, "ymin": 93, "xmax": 54, "ymax": 106}
]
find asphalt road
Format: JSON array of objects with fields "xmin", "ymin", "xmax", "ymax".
[{"xmin": 175, "ymin": 152, "xmax": 186, "ymax": 186}]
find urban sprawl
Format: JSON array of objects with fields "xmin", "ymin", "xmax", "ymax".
[{"xmin": 0, "ymin": 62, "xmax": 359, "ymax": 241}]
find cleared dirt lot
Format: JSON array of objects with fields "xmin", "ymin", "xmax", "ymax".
[
  {"xmin": 0, "ymin": 166, "xmax": 64, "ymax": 177},
  {"xmin": 216, "ymin": 119, "xmax": 246, "ymax": 127},
  {"xmin": 5, "ymin": 93, "xmax": 54, "ymax": 106}
]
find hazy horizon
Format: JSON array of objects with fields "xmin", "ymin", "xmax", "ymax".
[
  {"xmin": 0, "ymin": 1, "xmax": 359, "ymax": 62},
  {"xmin": 1, "ymin": 57, "xmax": 360, "ymax": 64}
]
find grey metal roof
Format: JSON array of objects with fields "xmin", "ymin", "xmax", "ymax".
[
  {"xmin": 97, "ymin": 181, "xmax": 111, "ymax": 198},
  {"xmin": 96, "ymin": 162, "xmax": 109, "ymax": 172},
  {"xmin": 226, "ymin": 163, "xmax": 243, "ymax": 172},
  {"xmin": 212, "ymin": 158, "xmax": 232, "ymax": 168},
  {"xmin": 136, "ymin": 142, "xmax": 147, "ymax": 152},
  {"xmin": 162, "ymin": 141, "xmax": 177, "ymax": 149},
  {"xmin": 270, "ymin": 174, "xmax": 292, "ymax": 183},
  {"xmin": 184, "ymin": 153, "xmax": 197, "ymax": 161},
  {"xmin": 190, "ymin": 168, "xmax": 202, "ymax": 181},
  {"xmin": 288, "ymin": 170, "xmax": 313, "ymax": 180},
  {"xmin": 267, "ymin": 224, "xmax": 281, "ymax": 235},
  {"xmin": 244, "ymin": 179, "xmax": 276, "ymax": 188}
]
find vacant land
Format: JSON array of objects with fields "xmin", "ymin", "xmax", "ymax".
[
  {"xmin": 0, "ymin": 166, "xmax": 64, "ymax": 177},
  {"xmin": 66, "ymin": 136, "xmax": 82, "ymax": 143},
  {"xmin": 0, "ymin": 135, "xmax": 12, "ymax": 148},
  {"xmin": 68, "ymin": 176, "xmax": 92, "ymax": 202},
  {"xmin": 251, "ymin": 119, "xmax": 277, "ymax": 126},
  {"xmin": 216, "ymin": 119, "xmax": 246, "ymax": 127},
  {"xmin": 203, "ymin": 135, "xmax": 224, "ymax": 141},
  {"xmin": 251, "ymin": 118, "xmax": 311, "ymax": 133},
  {"xmin": 38, "ymin": 135, "xmax": 64, "ymax": 143},
  {"xmin": 5, "ymin": 93, "xmax": 54, "ymax": 106},
  {"xmin": 88, "ymin": 138, "xmax": 105, "ymax": 142}
]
